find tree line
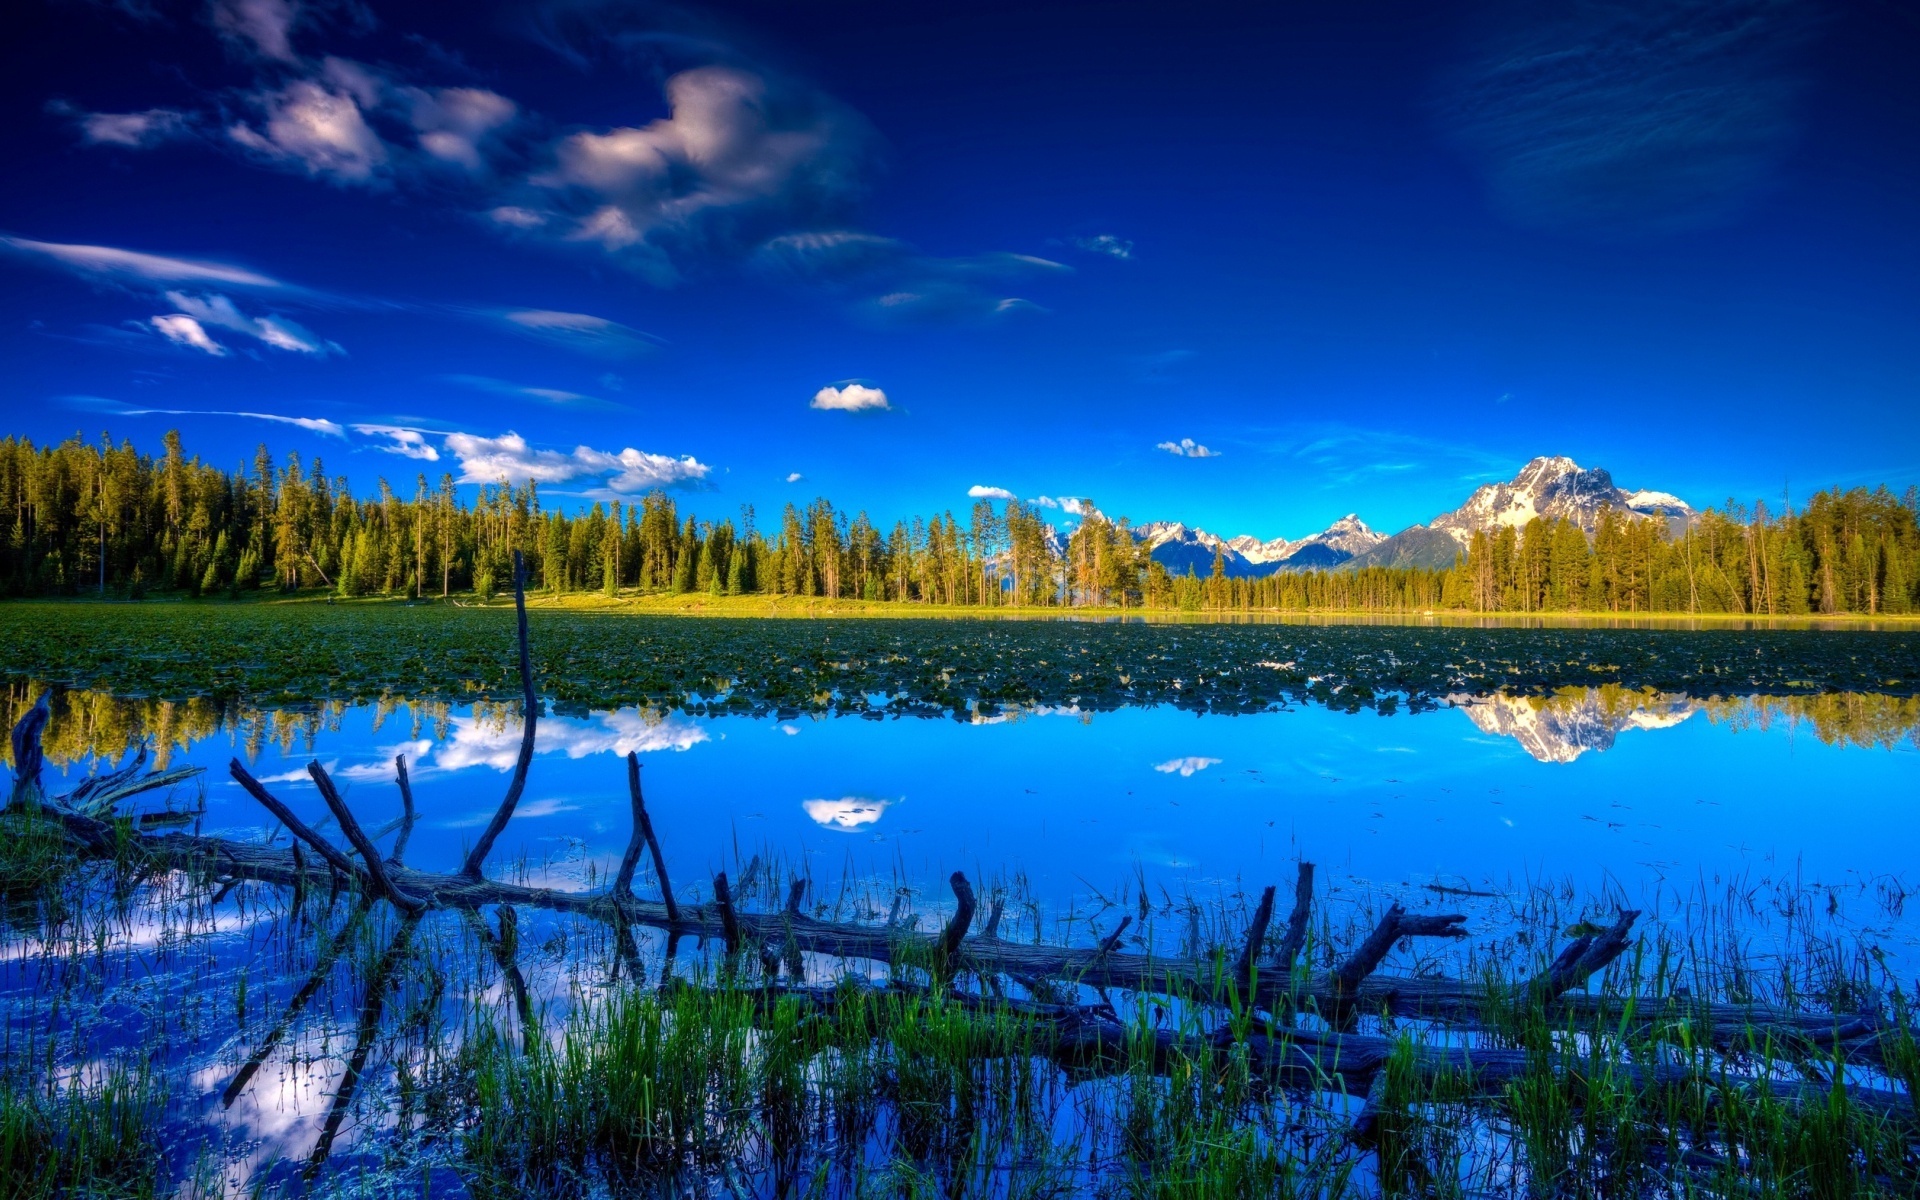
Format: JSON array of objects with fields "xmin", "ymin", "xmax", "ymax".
[{"xmin": 2, "ymin": 431, "xmax": 1916, "ymax": 615}]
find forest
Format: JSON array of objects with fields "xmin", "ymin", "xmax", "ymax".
[{"xmin": 2, "ymin": 431, "xmax": 1917, "ymax": 615}]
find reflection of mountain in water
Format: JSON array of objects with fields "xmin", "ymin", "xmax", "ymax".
[{"xmin": 1455, "ymin": 689, "xmax": 1696, "ymax": 763}]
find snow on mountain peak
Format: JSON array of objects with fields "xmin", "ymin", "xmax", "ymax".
[{"xmin": 1427, "ymin": 457, "xmax": 1690, "ymax": 544}]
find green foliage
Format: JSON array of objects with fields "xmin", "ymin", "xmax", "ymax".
[
  {"xmin": 8, "ymin": 430, "xmax": 1914, "ymax": 613},
  {"xmin": 0, "ymin": 1060, "xmax": 168, "ymax": 1200}
]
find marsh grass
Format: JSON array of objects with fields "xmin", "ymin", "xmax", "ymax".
[
  {"xmin": 0, "ymin": 826, "xmax": 1914, "ymax": 1198},
  {"xmin": 0, "ymin": 1058, "xmax": 168, "ymax": 1199}
]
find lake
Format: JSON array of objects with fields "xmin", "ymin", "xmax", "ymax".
[{"xmin": 5, "ymin": 615, "xmax": 1919, "ymax": 1196}]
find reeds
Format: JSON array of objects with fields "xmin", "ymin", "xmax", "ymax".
[{"xmin": 0, "ymin": 818, "xmax": 1914, "ymax": 1198}]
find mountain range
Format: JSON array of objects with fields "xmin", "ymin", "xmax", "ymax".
[{"xmin": 1134, "ymin": 456, "xmax": 1694, "ymax": 576}]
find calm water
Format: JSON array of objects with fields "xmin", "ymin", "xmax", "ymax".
[
  {"xmin": 32, "ymin": 688, "xmax": 1920, "ymax": 946},
  {"xmin": 11, "ymin": 683, "xmax": 1920, "ymax": 1192}
]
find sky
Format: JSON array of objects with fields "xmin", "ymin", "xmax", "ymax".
[{"xmin": 2, "ymin": 0, "xmax": 1916, "ymax": 540}]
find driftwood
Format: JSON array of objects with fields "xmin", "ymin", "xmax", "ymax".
[{"xmin": 6, "ymin": 555, "xmax": 1912, "ymax": 1154}]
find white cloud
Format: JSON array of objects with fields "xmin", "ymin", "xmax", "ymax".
[
  {"xmin": 532, "ymin": 66, "xmax": 872, "ymax": 282},
  {"xmin": 1072, "ymin": 234, "xmax": 1133, "ymax": 259},
  {"xmin": 810, "ymin": 383, "xmax": 890, "ymax": 413},
  {"xmin": 1156, "ymin": 438, "xmax": 1219, "ymax": 458},
  {"xmin": 443, "ymin": 432, "xmax": 709, "ymax": 493},
  {"xmin": 785, "ymin": 472, "xmax": 803, "ymax": 483},
  {"xmin": 229, "ymin": 68, "xmax": 388, "ymax": 184},
  {"xmin": 488, "ymin": 205, "xmax": 547, "ymax": 229},
  {"xmin": 405, "ymin": 86, "xmax": 517, "ymax": 172},
  {"xmin": 237, "ymin": 412, "xmax": 344, "ymax": 436},
  {"xmin": 968, "ymin": 485, "xmax": 1015, "ymax": 501},
  {"xmin": 802, "ymin": 796, "xmax": 893, "ymax": 831},
  {"xmin": 497, "ymin": 309, "xmax": 661, "ymax": 359},
  {"xmin": 350, "ymin": 424, "xmax": 441, "ymax": 461},
  {"xmin": 433, "ymin": 710, "xmax": 709, "ymax": 773},
  {"xmin": 1154, "ymin": 756, "xmax": 1221, "ymax": 777},
  {"xmin": 211, "ymin": 0, "xmax": 301, "ymax": 63},
  {"xmin": 162, "ymin": 291, "xmax": 339, "ymax": 355},
  {"xmin": 1, "ymin": 237, "xmax": 282, "ymax": 288},
  {"xmin": 1060, "ymin": 497, "xmax": 1097, "ymax": 517},
  {"xmin": 1029, "ymin": 495, "xmax": 1059, "ymax": 509},
  {"xmin": 121, "ymin": 407, "xmax": 346, "ymax": 436},
  {"xmin": 74, "ymin": 108, "xmax": 189, "ymax": 147},
  {"xmin": 150, "ymin": 315, "xmax": 228, "ymax": 356}
]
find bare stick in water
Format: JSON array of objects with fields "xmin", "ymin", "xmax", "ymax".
[
  {"xmin": 942, "ymin": 871, "xmax": 977, "ymax": 967},
  {"xmin": 1235, "ymin": 884, "xmax": 1277, "ymax": 981},
  {"xmin": 460, "ymin": 549, "xmax": 537, "ymax": 879},
  {"xmin": 1276, "ymin": 861, "xmax": 1315, "ymax": 972},
  {"xmin": 389, "ymin": 753, "xmax": 416, "ymax": 866},
  {"xmin": 231, "ymin": 759, "xmax": 364, "ymax": 884},
  {"xmin": 308, "ymin": 761, "xmax": 425, "ymax": 914},
  {"xmin": 619, "ymin": 752, "xmax": 679, "ymax": 921},
  {"xmin": 714, "ymin": 871, "xmax": 741, "ymax": 954}
]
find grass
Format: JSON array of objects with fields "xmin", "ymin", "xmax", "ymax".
[
  {"xmin": 0, "ymin": 1059, "xmax": 168, "ymax": 1200},
  {"xmin": 1, "ymin": 839, "xmax": 1913, "ymax": 1198}
]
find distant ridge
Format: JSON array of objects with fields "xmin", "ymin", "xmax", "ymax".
[
  {"xmin": 1345, "ymin": 457, "xmax": 1694, "ymax": 571},
  {"xmin": 1126, "ymin": 457, "xmax": 1691, "ymax": 576},
  {"xmin": 1133, "ymin": 514, "xmax": 1385, "ymax": 578}
]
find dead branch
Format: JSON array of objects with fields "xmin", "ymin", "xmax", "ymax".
[
  {"xmin": 942, "ymin": 871, "xmax": 977, "ymax": 968},
  {"xmin": 714, "ymin": 871, "xmax": 741, "ymax": 954},
  {"xmin": 620, "ymin": 751, "xmax": 678, "ymax": 920},
  {"xmin": 1235, "ymin": 884, "xmax": 1276, "ymax": 980},
  {"xmin": 1530, "ymin": 910, "xmax": 1640, "ymax": 1002},
  {"xmin": 1332, "ymin": 903, "xmax": 1468, "ymax": 1003},
  {"xmin": 1276, "ymin": 860, "xmax": 1315, "ymax": 973},
  {"xmin": 459, "ymin": 549, "xmax": 537, "ymax": 880},
  {"xmin": 231, "ymin": 759, "xmax": 365, "ymax": 885},
  {"xmin": 389, "ymin": 753, "xmax": 416, "ymax": 866},
  {"xmin": 307, "ymin": 762, "xmax": 426, "ymax": 914}
]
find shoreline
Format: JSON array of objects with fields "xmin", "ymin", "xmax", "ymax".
[{"xmin": 5, "ymin": 590, "xmax": 1918, "ymax": 630}]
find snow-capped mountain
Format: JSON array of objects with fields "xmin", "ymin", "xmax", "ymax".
[
  {"xmin": 1348, "ymin": 457, "xmax": 1693, "ymax": 570},
  {"xmin": 1134, "ymin": 515, "xmax": 1385, "ymax": 578},
  {"xmin": 1455, "ymin": 690, "xmax": 1696, "ymax": 763},
  {"xmin": 1429, "ymin": 456, "xmax": 1692, "ymax": 542}
]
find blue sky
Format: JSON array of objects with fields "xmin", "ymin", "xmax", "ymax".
[{"xmin": 2, "ymin": 0, "xmax": 1916, "ymax": 539}]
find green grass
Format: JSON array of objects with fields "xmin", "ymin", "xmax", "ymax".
[{"xmin": 0, "ymin": 1060, "xmax": 168, "ymax": 1200}]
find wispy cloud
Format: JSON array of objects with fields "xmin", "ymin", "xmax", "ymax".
[
  {"xmin": 1070, "ymin": 233, "xmax": 1133, "ymax": 259},
  {"xmin": 810, "ymin": 383, "xmax": 891, "ymax": 413},
  {"xmin": 149, "ymin": 315, "xmax": 227, "ymax": 356},
  {"xmin": 351, "ymin": 424, "xmax": 442, "ymax": 461},
  {"xmin": 494, "ymin": 309, "xmax": 662, "ymax": 359},
  {"xmin": 2, "ymin": 237, "xmax": 283, "ymax": 289},
  {"xmin": 63, "ymin": 6, "xmax": 1064, "ymax": 321},
  {"xmin": 967, "ymin": 485, "xmax": 1016, "ymax": 500},
  {"xmin": 1156, "ymin": 438, "xmax": 1218, "ymax": 458},
  {"xmin": 47, "ymin": 101, "xmax": 191, "ymax": 148},
  {"xmin": 443, "ymin": 374, "xmax": 621, "ymax": 410},
  {"xmin": 1441, "ymin": 0, "xmax": 1819, "ymax": 236},
  {"xmin": 110, "ymin": 405, "xmax": 347, "ymax": 436},
  {"xmin": 785, "ymin": 472, "xmax": 803, "ymax": 483},
  {"xmin": 160, "ymin": 291, "xmax": 340, "ymax": 355},
  {"xmin": 757, "ymin": 231, "xmax": 1066, "ymax": 324},
  {"xmin": 210, "ymin": 0, "xmax": 301, "ymax": 63}
]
